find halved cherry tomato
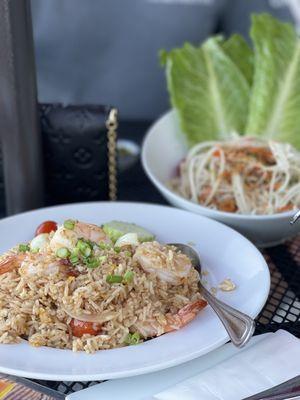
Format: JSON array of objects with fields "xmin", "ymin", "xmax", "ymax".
[
  {"xmin": 35, "ymin": 220, "xmax": 58, "ymax": 236},
  {"xmin": 70, "ymin": 319, "xmax": 102, "ymax": 338}
]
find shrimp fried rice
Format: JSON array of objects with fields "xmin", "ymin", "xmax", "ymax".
[{"xmin": 0, "ymin": 220, "xmax": 206, "ymax": 353}]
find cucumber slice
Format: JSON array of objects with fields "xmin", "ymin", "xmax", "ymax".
[{"xmin": 102, "ymin": 221, "xmax": 155, "ymax": 243}]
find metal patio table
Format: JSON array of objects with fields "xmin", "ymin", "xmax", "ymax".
[{"xmin": 1, "ymin": 122, "xmax": 300, "ymax": 398}]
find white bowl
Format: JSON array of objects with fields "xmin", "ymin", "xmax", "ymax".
[{"xmin": 142, "ymin": 110, "xmax": 300, "ymax": 247}]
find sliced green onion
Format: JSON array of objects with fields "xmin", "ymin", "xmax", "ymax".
[
  {"xmin": 56, "ymin": 247, "xmax": 70, "ymax": 258},
  {"xmin": 72, "ymin": 247, "xmax": 80, "ymax": 256},
  {"xmin": 86, "ymin": 257, "xmax": 100, "ymax": 269},
  {"xmin": 114, "ymin": 246, "xmax": 121, "ymax": 253},
  {"xmin": 76, "ymin": 239, "xmax": 86, "ymax": 251},
  {"xmin": 106, "ymin": 274, "xmax": 123, "ymax": 284},
  {"xmin": 99, "ymin": 242, "xmax": 111, "ymax": 250},
  {"xmin": 86, "ymin": 239, "xmax": 94, "ymax": 248},
  {"xmin": 76, "ymin": 240, "xmax": 92, "ymax": 256},
  {"xmin": 69, "ymin": 254, "xmax": 79, "ymax": 265},
  {"xmin": 124, "ymin": 333, "xmax": 132, "ymax": 345},
  {"xmin": 64, "ymin": 219, "xmax": 75, "ymax": 230},
  {"xmin": 83, "ymin": 247, "xmax": 92, "ymax": 257},
  {"xmin": 123, "ymin": 270, "xmax": 134, "ymax": 283},
  {"xmin": 19, "ymin": 244, "xmax": 29, "ymax": 252},
  {"xmin": 131, "ymin": 332, "xmax": 140, "ymax": 344},
  {"xmin": 76, "ymin": 239, "xmax": 83, "ymax": 249},
  {"xmin": 125, "ymin": 250, "xmax": 132, "ymax": 257},
  {"xmin": 124, "ymin": 332, "xmax": 140, "ymax": 345},
  {"xmin": 98, "ymin": 256, "xmax": 107, "ymax": 264}
]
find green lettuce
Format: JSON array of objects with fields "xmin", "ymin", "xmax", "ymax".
[
  {"xmin": 161, "ymin": 14, "xmax": 300, "ymax": 149},
  {"xmin": 161, "ymin": 37, "xmax": 251, "ymax": 145},
  {"xmin": 245, "ymin": 14, "xmax": 300, "ymax": 148},
  {"xmin": 222, "ymin": 34, "xmax": 253, "ymax": 86}
]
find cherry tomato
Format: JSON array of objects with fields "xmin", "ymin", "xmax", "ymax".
[
  {"xmin": 35, "ymin": 220, "xmax": 58, "ymax": 236},
  {"xmin": 70, "ymin": 319, "xmax": 102, "ymax": 338}
]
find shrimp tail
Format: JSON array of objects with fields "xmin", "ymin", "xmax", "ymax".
[
  {"xmin": 164, "ymin": 299, "xmax": 207, "ymax": 333},
  {"xmin": 133, "ymin": 299, "xmax": 207, "ymax": 338}
]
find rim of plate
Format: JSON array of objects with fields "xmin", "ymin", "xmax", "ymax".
[
  {"xmin": 0, "ymin": 202, "xmax": 270, "ymax": 381},
  {"xmin": 141, "ymin": 110, "xmax": 297, "ymax": 221}
]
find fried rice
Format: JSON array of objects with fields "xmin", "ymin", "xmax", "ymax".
[{"xmin": 0, "ymin": 221, "xmax": 204, "ymax": 354}]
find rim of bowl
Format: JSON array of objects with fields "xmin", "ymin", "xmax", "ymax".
[{"xmin": 141, "ymin": 110, "xmax": 297, "ymax": 222}]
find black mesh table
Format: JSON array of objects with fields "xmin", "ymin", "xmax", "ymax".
[{"xmin": 2, "ymin": 121, "xmax": 300, "ymax": 398}]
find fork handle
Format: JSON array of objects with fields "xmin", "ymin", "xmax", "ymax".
[{"xmin": 199, "ymin": 283, "xmax": 255, "ymax": 348}]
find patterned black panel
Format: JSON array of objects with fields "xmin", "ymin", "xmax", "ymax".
[{"xmin": 39, "ymin": 104, "xmax": 111, "ymax": 206}]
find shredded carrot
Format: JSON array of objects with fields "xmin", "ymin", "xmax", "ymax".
[
  {"xmin": 212, "ymin": 148, "xmax": 221, "ymax": 157},
  {"xmin": 198, "ymin": 186, "xmax": 212, "ymax": 203},
  {"xmin": 218, "ymin": 198, "xmax": 237, "ymax": 213}
]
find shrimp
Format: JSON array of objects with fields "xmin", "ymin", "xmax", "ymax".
[
  {"xmin": 0, "ymin": 253, "xmax": 69, "ymax": 277},
  {"xmin": 134, "ymin": 300, "xmax": 207, "ymax": 338},
  {"xmin": 74, "ymin": 221, "xmax": 110, "ymax": 243},
  {"xmin": 0, "ymin": 254, "xmax": 24, "ymax": 275},
  {"xmin": 19, "ymin": 253, "xmax": 63, "ymax": 277},
  {"xmin": 50, "ymin": 220, "xmax": 111, "ymax": 253},
  {"xmin": 133, "ymin": 241, "xmax": 191, "ymax": 285}
]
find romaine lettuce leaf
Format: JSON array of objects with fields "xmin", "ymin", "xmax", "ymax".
[
  {"xmin": 161, "ymin": 37, "xmax": 250, "ymax": 145},
  {"xmin": 246, "ymin": 14, "xmax": 300, "ymax": 148},
  {"xmin": 222, "ymin": 34, "xmax": 253, "ymax": 86}
]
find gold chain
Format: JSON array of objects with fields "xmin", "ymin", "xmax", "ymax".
[{"xmin": 106, "ymin": 108, "xmax": 118, "ymax": 201}]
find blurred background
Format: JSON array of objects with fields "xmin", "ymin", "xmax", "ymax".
[
  {"xmin": 0, "ymin": 0, "xmax": 298, "ymax": 216},
  {"xmin": 31, "ymin": 0, "xmax": 296, "ymax": 120}
]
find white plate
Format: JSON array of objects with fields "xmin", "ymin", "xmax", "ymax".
[{"xmin": 0, "ymin": 202, "xmax": 270, "ymax": 381}]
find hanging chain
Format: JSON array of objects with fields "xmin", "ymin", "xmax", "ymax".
[{"xmin": 106, "ymin": 108, "xmax": 118, "ymax": 201}]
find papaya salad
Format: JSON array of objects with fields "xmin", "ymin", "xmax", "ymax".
[
  {"xmin": 170, "ymin": 137, "xmax": 300, "ymax": 215},
  {"xmin": 0, "ymin": 220, "xmax": 206, "ymax": 353}
]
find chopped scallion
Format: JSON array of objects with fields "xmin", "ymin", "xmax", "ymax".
[
  {"xmin": 72, "ymin": 247, "xmax": 80, "ymax": 256},
  {"xmin": 131, "ymin": 332, "xmax": 140, "ymax": 344},
  {"xmin": 69, "ymin": 254, "xmax": 79, "ymax": 265},
  {"xmin": 114, "ymin": 246, "xmax": 121, "ymax": 253},
  {"xmin": 99, "ymin": 242, "xmax": 111, "ymax": 250},
  {"xmin": 106, "ymin": 274, "xmax": 123, "ymax": 284},
  {"xmin": 83, "ymin": 247, "xmax": 92, "ymax": 257},
  {"xmin": 64, "ymin": 219, "xmax": 75, "ymax": 230},
  {"xmin": 123, "ymin": 270, "xmax": 134, "ymax": 283},
  {"xmin": 19, "ymin": 244, "xmax": 29, "ymax": 252},
  {"xmin": 124, "ymin": 332, "xmax": 140, "ymax": 345},
  {"xmin": 76, "ymin": 240, "xmax": 92, "ymax": 257},
  {"xmin": 86, "ymin": 257, "xmax": 100, "ymax": 269},
  {"xmin": 56, "ymin": 247, "xmax": 70, "ymax": 258}
]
